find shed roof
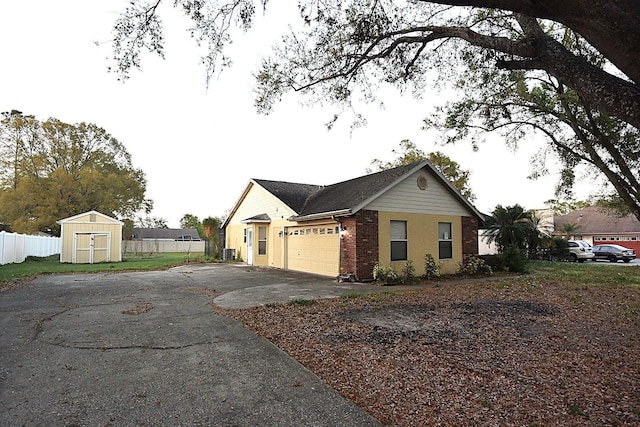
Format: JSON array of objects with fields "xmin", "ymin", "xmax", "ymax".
[
  {"xmin": 57, "ymin": 210, "xmax": 123, "ymax": 225},
  {"xmin": 554, "ymin": 206, "xmax": 640, "ymax": 234}
]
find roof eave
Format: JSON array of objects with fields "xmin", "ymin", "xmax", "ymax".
[{"xmin": 289, "ymin": 209, "xmax": 352, "ymax": 222}]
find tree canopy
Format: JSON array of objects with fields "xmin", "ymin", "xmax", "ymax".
[
  {"xmin": 0, "ymin": 112, "xmax": 152, "ymax": 235},
  {"xmin": 180, "ymin": 213, "xmax": 205, "ymax": 238},
  {"xmin": 111, "ymin": 1, "xmax": 639, "ymax": 125},
  {"xmin": 110, "ymin": 0, "xmax": 640, "ymax": 219},
  {"xmin": 369, "ymin": 140, "xmax": 476, "ymax": 202},
  {"xmin": 135, "ymin": 216, "xmax": 169, "ymax": 229}
]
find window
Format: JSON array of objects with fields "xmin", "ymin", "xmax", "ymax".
[
  {"xmin": 390, "ymin": 220, "xmax": 408, "ymax": 261},
  {"xmin": 438, "ymin": 222, "xmax": 453, "ymax": 259},
  {"xmin": 258, "ymin": 226, "xmax": 267, "ymax": 255},
  {"xmin": 243, "ymin": 228, "xmax": 247, "ymax": 243}
]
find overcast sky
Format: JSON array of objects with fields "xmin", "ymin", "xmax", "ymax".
[{"xmin": 0, "ymin": 1, "xmax": 594, "ymax": 228}]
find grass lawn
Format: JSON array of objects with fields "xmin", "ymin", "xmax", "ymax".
[{"xmin": 0, "ymin": 253, "xmax": 216, "ymax": 287}]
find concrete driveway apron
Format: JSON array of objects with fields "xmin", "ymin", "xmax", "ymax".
[{"xmin": 0, "ymin": 264, "xmax": 380, "ymax": 426}]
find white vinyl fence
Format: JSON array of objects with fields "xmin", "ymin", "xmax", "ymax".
[{"xmin": 0, "ymin": 231, "xmax": 61, "ymax": 265}]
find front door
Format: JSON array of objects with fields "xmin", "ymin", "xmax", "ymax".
[{"xmin": 246, "ymin": 227, "xmax": 254, "ymax": 265}]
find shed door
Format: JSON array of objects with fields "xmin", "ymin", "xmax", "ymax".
[
  {"xmin": 73, "ymin": 232, "xmax": 110, "ymax": 264},
  {"xmin": 286, "ymin": 225, "xmax": 340, "ymax": 277}
]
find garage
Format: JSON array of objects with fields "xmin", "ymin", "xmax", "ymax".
[{"xmin": 286, "ymin": 224, "xmax": 340, "ymax": 277}]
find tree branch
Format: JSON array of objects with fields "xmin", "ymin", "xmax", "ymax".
[{"xmin": 417, "ymin": 0, "xmax": 640, "ymax": 83}]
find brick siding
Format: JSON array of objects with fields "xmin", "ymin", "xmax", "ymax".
[
  {"xmin": 461, "ymin": 216, "xmax": 479, "ymax": 258},
  {"xmin": 340, "ymin": 210, "xmax": 379, "ymax": 281}
]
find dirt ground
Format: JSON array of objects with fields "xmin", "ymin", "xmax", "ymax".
[{"xmin": 217, "ymin": 274, "xmax": 640, "ymax": 426}]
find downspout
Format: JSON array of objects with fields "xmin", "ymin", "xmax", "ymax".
[
  {"xmin": 282, "ymin": 225, "xmax": 289, "ymax": 271},
  {"xmin": 332, "ymin": 215, "xmax": 341, "ymax": 278}
]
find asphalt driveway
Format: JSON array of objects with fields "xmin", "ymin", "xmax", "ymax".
[{"xmin": 0, "ymin": 264, "xmax": 382, "ymax": 426}]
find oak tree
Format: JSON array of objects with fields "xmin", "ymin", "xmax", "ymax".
[
  {"xmin": 110, "ymin": 1, "xmax": 639, "ymax": 126},
  {"xmin": 109, "ymin": 1, "xmax": 640, "ymax": 218},
  {"xmin": 180, "ymin": 213, "xmax": 205, "ymax": 238},
  {"xmin": 369, "ymin": 140, "xmax": 476, "ymax": 202},
  {"xmin": 0, "ymin": 115, "xmax": 152, "ymax": 235}
]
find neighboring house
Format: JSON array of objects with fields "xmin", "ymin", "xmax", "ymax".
[
  {"xmin": 125, "ymin": 228, "xmax": 204, "ymax": 254},
  {"xmin": 130, "ymin": 228, "xmax": 201, "ymax": 241},
  {"xmin": 57, "ymin": 210, "xmax": 123, "ymax": 264},
  {"xmin": 222, "ymin": 161, "xmax": 484, "ymax": 281},
  {"xmin": 553, "ymin": 206, "xmax": 640, "ymax": 253}
]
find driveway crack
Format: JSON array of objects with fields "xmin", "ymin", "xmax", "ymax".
[
  {"xmin": 31, "ymin": 305, "xmax": 79, "ymax": 342},
  {"xmin": 49, "ymin": 341, "xmax": 215, "ymax": 351}
]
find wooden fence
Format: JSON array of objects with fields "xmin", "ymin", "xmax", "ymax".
[{"xmin": 0, "ymin": 231, "xmax": 61, "ymax": 265}]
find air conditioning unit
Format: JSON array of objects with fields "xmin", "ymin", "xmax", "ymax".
[{"xmin": 223, "ymin": 248, "xmax": 236, "ymax": 260}]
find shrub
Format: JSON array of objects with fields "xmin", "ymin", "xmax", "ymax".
[
  {"xmin": 423, "ymin": 254, "xmax": 442, "ymax": 280},
  {"xmin": 502, "ymin": 245, "xmax": 529, "ymax": 273},
  {"xmin": 402, "ymin": 260, "xmax": 417, "ymax": 283},
  {"xmin": 457, "ymin": 256, "xmax": 493, "ymax": 276},
  {"xmin": 535, "ymin": 236, "xmax": 570, "ymax": 261},
  {"xmin": 372, "ymin": 262, "xmax": 400, "ymax": 284},
  {"xmin": 479, "ymin": 254, "xmax": 506, "ymax": 271}
]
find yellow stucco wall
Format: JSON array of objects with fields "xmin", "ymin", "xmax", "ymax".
[
  {"xmin": 378, "ymin": 211, "xmax": 462, "ymax": 275},
  {"xmin": 225, "ymin": 182, "xmax": 299, "ymax": 266},
  {"xmin": 226, "ymin": 219, "xmax": 289, "ymax": 267},
  {"xmin": 225, "ymin": 219, "xmax": 340, "ymax": 276}
]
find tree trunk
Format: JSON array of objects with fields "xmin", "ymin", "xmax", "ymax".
[{"xmin": 424, "ymin": 0, "xmax": 640, "ymax": 83}]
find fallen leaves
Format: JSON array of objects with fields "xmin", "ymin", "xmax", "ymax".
[
  {"xmin": 218, "ymin": 275, "xmax": 640, "ymax": 426},
  {"xmin": 122, "ymin": 301, "xmax": 153, "ymax": 315}
]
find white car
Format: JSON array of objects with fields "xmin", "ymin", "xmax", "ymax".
[{"xmin": 567, "ymin": 240, "xmax": 595, "ymax": 263}]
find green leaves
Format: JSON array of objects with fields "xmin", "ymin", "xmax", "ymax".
[{"xmin": 0, "ymin": 116, "xmax": 151, "ymax": 235}]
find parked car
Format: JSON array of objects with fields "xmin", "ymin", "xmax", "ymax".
[
  {"xmin": 592, "ymin": 244, "xmax": 637, "ymax": 263},
  {"xmin": 567, "ymin": 240, "xmax": 595, "ymax": 263}
]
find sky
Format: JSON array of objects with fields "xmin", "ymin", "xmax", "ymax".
[{"xmin": 0, "ymin": 1, "xmax": 594, "ymax": 228}]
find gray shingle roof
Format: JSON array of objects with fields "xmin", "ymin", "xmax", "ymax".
[
  {"xmin": 250, "ymin": 161, "xmax": 481, "ymax": 221},
  {"xmin": 298, "ymin": 162, "xmax": 420, "ymax": 216},
  {"xmin": 252, "ymin": 180, "xmax": 323, "ymax": 213},
  {"xmin": 554, "ymin": 206, "xmax": 640, "ymax": 234},
  {"xmin": 131, "ymin": 228, "xmax": 200, "ymax": 240},
  {"xmin": 243, "ymin": 213, "xmax": 271, "ymax": 222}
]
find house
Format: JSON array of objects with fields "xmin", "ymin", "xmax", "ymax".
[
  {"xmin": 124, "ymin": 228, "xmax": 204, "ymax": 254},
  {"xmin": 222, "ymin": 161, "xmax": 484, "ymax": 281},
  {"xmin": 57, "ymin": 210, "xmax": 123, "ymax": 263},
  {"xmin": 553, "ymin": 206, "xmax": 640, "ymax": 253},
  {"xmin": 130, "ymin": 228, "xmax": 201, "ymax": 241}
]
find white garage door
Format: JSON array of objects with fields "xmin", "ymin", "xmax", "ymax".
[{"xmin": 286, "ymin": 225, "xmax": 340, "ymax": 277}]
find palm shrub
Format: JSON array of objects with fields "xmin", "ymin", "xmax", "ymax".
[
  {"xmin": 482, "ymin": 205, "xmax": 538, "ymax": 254},
  {"xmin": 424, "ymin": 253, "xmax": 442, "ymax": 280},
  {"xmin": 502, "ymin": 245, "xmax": 529, "ymax": 273}
]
